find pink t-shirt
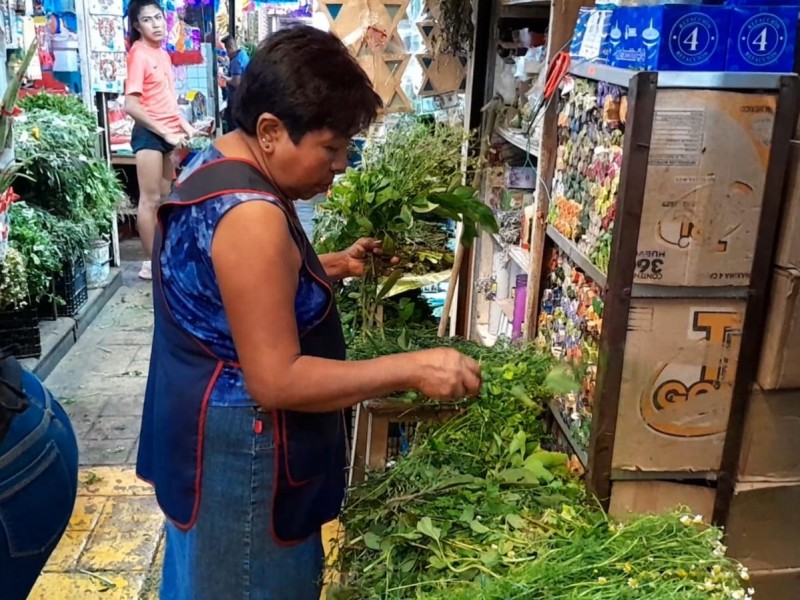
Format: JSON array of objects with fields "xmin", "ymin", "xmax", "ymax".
[{"xmin": 125, "ymin": 41, "xmax": 183, "ymax": 136}]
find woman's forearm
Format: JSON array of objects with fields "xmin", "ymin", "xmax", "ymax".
[
  {"xmin": 125, "ymin": 98, "xmax": 168, "ymax": 138},
  {"xmin": 319, "ymin": 251, "xmax": 349, "ymax": 281},
  {"xmin": 246, "ymin": 353, "xmax": 418, "ymax": 413}
]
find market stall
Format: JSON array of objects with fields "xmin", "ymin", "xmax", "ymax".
[
  {"xmin": 0, "ymin": 42, "xmax": 125, "ymax": 361},
  {"xmin": 99, "ymin": 0, "xmax": 221, "ymax": 165},
  {"xmin": 452, "ymin": 0, "xmax": 800, "ymax": 596}
]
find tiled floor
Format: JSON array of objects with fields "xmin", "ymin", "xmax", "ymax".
[{"xmin": 31, "ymin": 241, "xmax": 339, "ymax": 599}]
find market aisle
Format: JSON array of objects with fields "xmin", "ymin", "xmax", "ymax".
[
  {"xmin": 29, "ymin": 244, "xmax": 164, "ymax": 600},
  {"xmin": 28, "ymin": 240, "xmax": 338, "ymax": 599}
]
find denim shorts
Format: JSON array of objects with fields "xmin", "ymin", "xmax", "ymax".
[
  {"xmin": 0, "ymin": 370, "xmax": 79, "ymax": 600},
  {"xmin": 131, "ymin": 124, "xmax": 175, "ymax": 155},
  {"xmin": 159, "ymin": 405, "xmax": 324, "ymax": 600}
]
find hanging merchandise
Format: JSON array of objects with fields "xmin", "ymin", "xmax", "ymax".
[
  {"xmin": 24, "ymin": 17, "xmax": 44, "ymax": 79},
  {"xmin": 549, "ymin": 78, "xmax": 624, "ymax": 275},
  {"xmin": 90, "ymin": 50, "xmax": 126, "ymax": 92},
  {"xmin": 89, "ymin": 13, "xmax": 125, "ymax": 50},
  {"xmin": 167, "ymin": 13, "xmax": 203, "ymax": 66},
  {"xmin": 88, "ymin": 0, "xmax": 125, "ymax": 92}
]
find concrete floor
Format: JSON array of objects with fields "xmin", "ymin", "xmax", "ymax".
[{"xmin": 31, "ymin": 240, "xmax": 339, "ymax": 599}]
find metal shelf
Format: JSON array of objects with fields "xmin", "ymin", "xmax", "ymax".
[
  {"xmin": 497, "ymin": 126, "xmax": 539, "ymax": 157},
  {"xmin": 547, "ymin": 400, "xmax": 589, "ymax": 468},
  {"xmin": 569, "ymin": 62, "xmax": 787, "ymax": 91},
  {"xmin": 545, "ymin": 226, "xmax": 607, "ymax": 286},
  {"xmin": 492, "ymin": 233, "xmax": 530, "ymax": 272}
]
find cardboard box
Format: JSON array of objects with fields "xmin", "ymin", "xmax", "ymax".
[
  {"xmin": 750, "ymin": 568, "xmax": 800, "ymax": 600},
  {"xmin": 726, "ymin": 6, "xmax": 799, "ymax": 73},
  {"xmin": 634, "ymin": 89, "xmax": 776, "ymax": 287},
  {"xmin": 608, "ymin": 5, "xmax": 730, "ymax": 71},
  {"xmin": 739, "ymin": 387, "xmax": 800, "ymax": 482},
  {"xmin": 775, "ymin": 142, "xmax": 800, "ymax": 270},
  {"xmin": 757, "ymin": 267, "xmax": 800, "ymax": 390},
  {"xmin": 609, "ymin": 480, "xmax": 716, "ymax": 523},
  {"xmin": 612, "ymin": 299, "xmax": 744, "ymax": 473},
  {"xmin": 726, "ymin": 482, "xmax": 800, "ymax": 570}
]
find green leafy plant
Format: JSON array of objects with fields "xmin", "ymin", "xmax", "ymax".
[
  {"xmin": 14, "ymin": 108, "xmax": 125, "ymax": 240},
  {"xmin": 332, "ymin": 329, "xmax": 753, "ymax": 600},
  {"xmin": 0, "ymin": 247, "xmax": 29, "ymax": 309},
  {"xmin": 8, "ymin": 202, "xmax": 63, "ymax": 302},
  {"xmin": 18, "ymin": 91, "xmax": 97, "ymax": 133},
  {"xmin": 0, "ymin": 40, "xmax": 38, "ymax": 151}
]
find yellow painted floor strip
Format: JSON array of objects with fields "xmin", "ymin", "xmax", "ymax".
[
  {"xmin": 29, "ymin": 467, "xmax": 162, "ymax": 600},
  {"xmin": 32, "ymin": 467, "xmax": 342, "ymax": 599}
]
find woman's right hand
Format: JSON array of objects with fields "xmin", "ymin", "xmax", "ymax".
[
  {"xmin": 165, "ymin": 132, "xmax": 188, "ymax": 148},
  {"xmin": 410, "ymin": 348, "xmax": 482, "ymax": 402}
]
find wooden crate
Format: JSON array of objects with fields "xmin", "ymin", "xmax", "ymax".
[{"xmin": 348, "ymin": 398, "xmax": 462, "ymax": 484}]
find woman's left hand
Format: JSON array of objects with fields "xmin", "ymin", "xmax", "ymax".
[{"xmin": 344, "ymin": 238, "xmax": 399, "ymax": 278}]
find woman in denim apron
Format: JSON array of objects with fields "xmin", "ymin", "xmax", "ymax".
[
  {"xmin": 137, "ymin": 26, "xmax": 483, "ymax": 598},
  {"xmin": 0, "ymin": 350, "xmax": 79, "ymax": 599}
]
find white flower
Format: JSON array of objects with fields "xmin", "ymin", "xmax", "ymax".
[
  {"xmin": 693, "ymin": 514, "xmax": 704, "ymax": 524},
  {"xmin": 680, "ymin": 515, "xmax": 693, "ymax": 526},
  {"xmin": 739, "ymin": 567, "xmax": 750, "ymax": 581},
  {"xmin": 731, "ymin": 590, "xmax": 745, "ymax": 600}
]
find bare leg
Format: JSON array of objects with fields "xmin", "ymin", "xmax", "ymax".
[{"xmin": 135, "ymin": 149, "xmax": 167, "ymax": 260}]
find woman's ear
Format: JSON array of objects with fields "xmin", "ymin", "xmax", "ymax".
[{"xmin": 256, "ymin": 113, "xmax": 286, "ymax": 155}]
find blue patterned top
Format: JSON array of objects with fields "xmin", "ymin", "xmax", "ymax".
[{"xmin": 160, "ymin": 145, "xmax": 330, "ymax": 407}]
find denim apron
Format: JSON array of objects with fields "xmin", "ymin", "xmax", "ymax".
[{"xmin": 137, "ymin": 158, "xmax": 349, "ymax": 545}]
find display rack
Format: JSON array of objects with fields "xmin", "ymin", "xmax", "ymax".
[
  {"xmin": 530, "ymin": 64, "xmax": 798, "ymax": 518},
  {"xmin": 465, "ymin": 0, "xmax": 592, "ymax": 347}
]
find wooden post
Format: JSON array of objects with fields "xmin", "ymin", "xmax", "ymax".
[
  {"xmin": 456, "ymin": 0, "xmax": 495, "ymax": 338},
  {"xmin": 524, "ymin": 0, "xmax": 595, "ymax": 341}
]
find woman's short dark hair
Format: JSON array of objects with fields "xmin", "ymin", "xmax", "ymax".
[
  {"xmin": 234, "ymin": 26, "xmax": 382, "ymax": 143},
  {"xmin": 127, "ymin": 0, "xmax": 164, "ymax": 45}
]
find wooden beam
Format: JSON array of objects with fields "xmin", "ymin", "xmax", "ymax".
[{"xmin": 456, "ymin": 0, "xmax": 495, "ymax": 338}]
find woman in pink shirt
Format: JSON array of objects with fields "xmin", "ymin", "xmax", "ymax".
[{"xmin": 125, "ymin": 0, "xmax": 198, "ymax": 280}]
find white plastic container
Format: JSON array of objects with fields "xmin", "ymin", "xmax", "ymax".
[{"xmin": 85, "ymin": 240, "xmax": 110, "ymax": 289}]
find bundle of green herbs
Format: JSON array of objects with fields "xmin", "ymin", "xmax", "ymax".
[
  {"xmin": 314, "ymin": 118, "xmax": 496, "ymax": 332},
  {"xmin": 332, "ymin": 329, "xmax": 752, "ymax": 600},
  {"xmin": 314, "ymin": 118, "xmax": 491, "ymax": 259}
]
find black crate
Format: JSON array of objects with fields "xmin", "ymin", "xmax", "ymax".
[
  {"xmin": 36, "ymin": 255, "xmax": 88, "ymax": 320},
  {"xmin": 0, "ymin": 304, "xmax": 42, "ymax": 359},
  {"xmin": 37, "ymin": 295, "xmax": 58, "ymax": 321},
  {"xmin": 38, "ymin": 255, "xmax": 89, "ymax": 320},
  {"xmin": 54, "ymin": 254, "xmax": 88, "ymax": 317}
]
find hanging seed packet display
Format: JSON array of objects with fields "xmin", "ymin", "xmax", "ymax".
[
  {"xmin": 537, "ymin": 245, "xmax": 602, "ymax": 450},
  {"xmin": 550, "ymin": 79, "xmax": 625, "ymax": 275}
]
